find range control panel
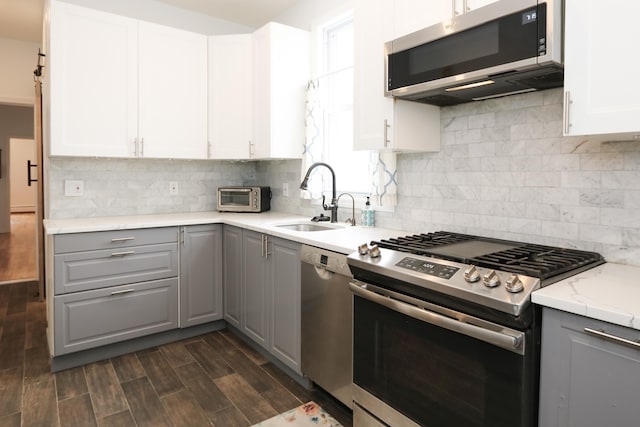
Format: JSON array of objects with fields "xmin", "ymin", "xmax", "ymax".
[{"xmin": 395, "ymin": 257, "xmax": 460, "ymax": 280}]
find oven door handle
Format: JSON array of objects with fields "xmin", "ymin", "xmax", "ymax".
[{"xmin": 350, "ymin": 281, "xmax": 525, "ymax": 354}]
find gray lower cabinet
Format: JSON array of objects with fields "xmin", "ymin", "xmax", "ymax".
[
  {"xmin": 54, "ymin": 278, "xmax": 178, "ymax": 355},
  {"xmin": 223, "ymin": 225, "xmax": 243, "ymax": 329},
  {"xmin": 224, "ymin": 227, "xmax": 302, "ymax": 373},
  {"xmin": 179, "ymin": 224, "xmax": 223, "ymax": 327},
  {"xmin": 538, "ymin": 307, "xmax": 640, "ymax": 427},
  {"xmin": 242, "ymin": 229, "xmax": 271, "ymax": 349},
  {"xmin": 269, "ymin": 237, "xmax": 301, "ymax": 372},
  {"xmin": 52, "ymin": 227, "xmax": 180, "ymax": 356}
]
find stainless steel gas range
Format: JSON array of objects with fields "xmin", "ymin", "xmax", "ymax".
[{"xmin": 347, "ymin": 231, "xmax": 604, "ymax": 427}]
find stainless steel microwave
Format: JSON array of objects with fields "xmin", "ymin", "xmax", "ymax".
[
  {"xmin": 217, "ymin": 186, "xmax": 271, "ymax": 212},
  {"xmin": 385, "ymin": 0, "xmax": 564, "ymax": 106}
]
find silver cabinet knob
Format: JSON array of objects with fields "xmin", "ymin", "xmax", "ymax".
[{"xmin": 358, "ymin": 243, "xmax": 369, "ymax": 255}]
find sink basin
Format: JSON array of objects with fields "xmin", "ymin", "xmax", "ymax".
[
  {"xmin": 276, "ymin": 222, "xmax": 343, "ymax": 231},
  {"xmin": 276, "ymin": 223, "xmax": 337, "ymax": 232}
]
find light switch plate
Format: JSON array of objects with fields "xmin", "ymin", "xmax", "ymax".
[{"xmin": 64, "ymin": 180, "xmax": 84, "ymax": 197}]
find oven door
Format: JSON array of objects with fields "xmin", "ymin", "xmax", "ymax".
[{"xmin": 350, "ymin": 281, "xmax": 538, "ymax": 427}]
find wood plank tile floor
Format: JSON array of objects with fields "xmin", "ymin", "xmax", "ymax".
[
  {"xmin": 0, "ymin": 213, "xmax": 37, "ymax": 283},
  {"xmin": 0, "ymin": 281, "xmax": 353, "ymax": 427}
]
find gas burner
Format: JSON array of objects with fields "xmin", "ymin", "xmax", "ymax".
[
  {"xmin": 350, "ymin": 232, "xmax": 605, "ymax": 319},
  {"xmin": 370, "ymin": 231, "xmax": 604, "ymax": 285}
]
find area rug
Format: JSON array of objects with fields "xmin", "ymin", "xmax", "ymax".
[{"xmin": 252, "ymin": 401, "xmax": 343, "ymax": 427}]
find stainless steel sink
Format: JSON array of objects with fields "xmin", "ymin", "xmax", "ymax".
[{"xmin": 276, "ymin": 223, "xmax": 337, "ymax": 232}]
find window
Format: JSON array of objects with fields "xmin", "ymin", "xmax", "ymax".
[{"xmin": 302, "ymin": 12, "xmax": 371, "ymax": 198}]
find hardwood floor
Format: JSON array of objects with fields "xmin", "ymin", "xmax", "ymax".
[
  {"xmin": 0, "ymin": 281, "xmax": 353, "ymax": 427},
  {"xmin": 0, "ymin": 213, "xmax": 37, "ymax": 283}
]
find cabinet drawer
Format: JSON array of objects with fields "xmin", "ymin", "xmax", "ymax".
[
  {"xmin": 54, "ymin": 227, "xmax": 178, "ymax": 254},
  {"xmin": 54, "ymin": 243, "xmax": 178, "ymax": 294},
  {"xmin": 53, "ymin": 278, "xmax": 178, "ymax": 355}
]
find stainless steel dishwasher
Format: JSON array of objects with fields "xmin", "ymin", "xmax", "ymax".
[{"xmin": 301, "ymin": 244, "xmax": 353, "ymax": 409}]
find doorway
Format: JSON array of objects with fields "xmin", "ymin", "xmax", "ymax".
[{"xmin": 0, "ymin": 104, "xmax": 38, "ymax": 285}]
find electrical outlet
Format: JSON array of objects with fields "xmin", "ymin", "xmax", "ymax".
[
  {"xmin": 282, "ymin": 182, "xmax": 289, "ymax": 197},
  {"xmin": 64, "ymin": 180, "xmax": 84, "ymax": 197},
  {"xmin": 169, "ymin": 181, "xmax": 179, "ymax": 195}
]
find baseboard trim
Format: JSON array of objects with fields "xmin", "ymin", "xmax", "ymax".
[{"xmin": 50, "ymin": 319, "xmax": 226, "ymax": 372}]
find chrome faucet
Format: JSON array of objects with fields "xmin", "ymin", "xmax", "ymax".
[
  {"xmin": 300, "ymin": 162, "xmax": 338, "ymax": 223},
  {"xmin": 336, "ymin": 193, "xmax": 356, "ymax": 226}
]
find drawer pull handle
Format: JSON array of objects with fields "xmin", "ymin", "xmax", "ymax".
[
  {"xmin": 111, "ymin": 237, "xmax": 135, "ymax": 243},
  {"xmin": 110, "ymin": 289, "xmax": 135, "ymax": 296},
  {"xmin": 584, "ymin": 327, "xmax": 640, "ymax": 350},
  {"xmin": 110, "ymin": 251, "xmax": 135, "ymax": 257}
]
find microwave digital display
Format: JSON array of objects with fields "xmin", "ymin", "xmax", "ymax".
[{"xmin": 522, "ymin": 9, "xmax": 537, "ymax": 25}]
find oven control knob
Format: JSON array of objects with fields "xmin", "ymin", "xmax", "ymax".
[
  {"xmin": 483, "ymin": 270, "xmax": 501, "ymax": 288},
  {"xmin": 358, "ymin": 243, "xmax": 369, "ymax": 255},
  {"xmin": 369, "ymin": 245, "xmax": 381, "ymax": 258},
  {"xmin": 464, "ymin": 265, "xmax": 481, "ymax": 283},
  {"xmin": 505, "ymin": 274, "xmax": 525, "ymax": 293}
]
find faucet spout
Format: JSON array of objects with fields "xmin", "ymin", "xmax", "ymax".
[
  {"xmin": 300, "ymin": 162, "xmax": 338, "ymax": 222},
  {"xmin": 336, "ymin": 193, "xmax": 356, "ymax": 226}
]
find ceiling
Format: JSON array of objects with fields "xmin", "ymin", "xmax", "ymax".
[{"xmin": 0, "ymin": 0, "xmax": 298, "ymax": 43}]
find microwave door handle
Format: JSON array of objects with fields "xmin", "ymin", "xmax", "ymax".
[{"xmin": 349, "ymin": 281, "xmax": 524, "ymax": 354}]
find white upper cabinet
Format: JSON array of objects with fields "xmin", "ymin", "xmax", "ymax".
[
  {"xmin": 456, "ymin": 0, "xmax": 498, "ymax": 15},
  {"xmin": 49, "ymin": 1, "xmax": 137, "ymax": 157},
  {"xmin": 47, "ymin": 0, "xmax": 208, "ymax": 159},
  {"xmin": 394, "ymin": 0, "xmax": 451, "ymax": 37},
  {"xmin": 353, "ymin": 0, "xmax": 440, "ymax": 152},
  {"xmin": 138, "ymin": 22, "xmax": 208, "ymax": 159},
  {"xmin": 251, "ymin": 22, "xmax": 309, "ymax": 159},
  {"xmin": 563, "ymin": 0, "xmax": 640, "ymax": 136},
  {"xmin": 208, "ymin": 34, "xmax": 253, "ymax": 159},
  {"xmin": 393, "ymin": 0, "xmax": 499, "ymax": 38}
]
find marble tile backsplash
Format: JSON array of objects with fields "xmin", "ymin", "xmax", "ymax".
[
  {"xmin": 263, "ymin": 88, "xmax": 640, "ymax": 266},
  {"xmin": 48, "ymin": 157, "xmax": 257, "ymax": 218},
  {"xmin": 382, "ymin": 88, "xmax": 640, "ymax": 266},
  {"xmin": 48, "ymin": 88, "xmax": 640, "ymax": 266}
]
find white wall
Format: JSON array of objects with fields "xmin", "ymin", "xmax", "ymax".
[
  {"xmin": 0, "ymin": 37, "xmax": 40, "ymax": 232},
  {"xmin": 59, "ymin": 0, "xmax": 253, "ymax": 34},
  {"xmin": 0, "ymin": 37, "xmax": 40, "ymax": 105},
  {"xmin": 274, "ymin": 0, "xmax": 353, "ymax": 31}
]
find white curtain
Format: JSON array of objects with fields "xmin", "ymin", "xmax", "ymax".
[
  {"xmin": 369, "ymin": 151, "xmax": 397, "ymax": 208},
  {"xmin": 302, "ymin": 79, "xmax": 398, "ymax": 209}
]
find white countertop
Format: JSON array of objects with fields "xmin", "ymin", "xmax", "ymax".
[
  {"xmin": 44, "ymin": 211, "xmax": 640, "ymax": 329},
  {"xmin": 532, "ymin": 263, "xmax": 640, "ymax": 330},
  {"xmin": 43, "ymin": 211, "xmax": 402, "ymax": 255}
]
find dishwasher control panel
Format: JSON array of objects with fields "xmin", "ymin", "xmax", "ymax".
[{"xmin": 301, "ymin": 245, "xmax": 352, "ymax": 276}]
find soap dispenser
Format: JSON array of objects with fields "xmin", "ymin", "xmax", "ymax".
[{"xmin": 362, "ymin": 197, "xmax": 374, "ymax": 227}]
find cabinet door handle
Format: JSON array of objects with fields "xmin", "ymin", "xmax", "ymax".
[
  {"xmin": 563, "ymin": 90, "xmax": 572, "ymax": 134},
  {"xmin": 27, "ymin": 160, "xmax": 38, "ymax": 186},
  {"xmin": 249, "ymin": 140, "xmax": 254, "ymax": 158},
  {"xmin": 111, "ymin": 237, "xmax": 135, "ymax": 243},
  {"xmin": 110, "ymin": 250, "xmax": 135, "ymax": 257},
  {"xmin": 110, "ymin": 288, "xmax": 135, "ymax": 296},
  {"xmin": 584, "ymin": 327, "xmax": 640, "ymax": 350},
  {"xmin": 140, "ymin": 138, "xmax": 145, "ymax": 157},
  {"xmin": 383, "ymin": 119, "xmax": 391, "ymax": 148}
]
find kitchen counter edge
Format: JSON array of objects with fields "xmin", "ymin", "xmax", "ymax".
[
  {"xmin": 42, "ymin": 211, "xmax": 401, "ymax": 255},
  {"xmin": 532, "ymin": 263, "xmax": 640, "ymax": 331}
]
